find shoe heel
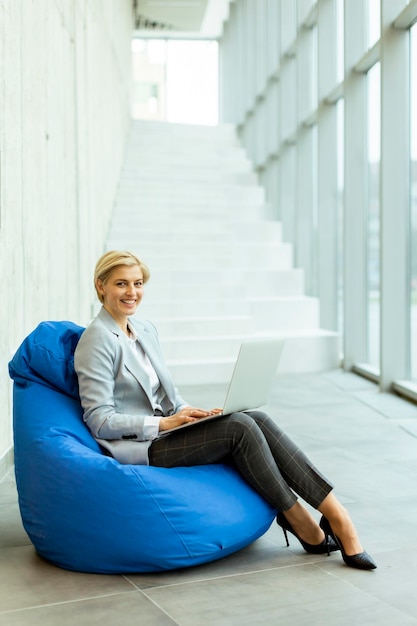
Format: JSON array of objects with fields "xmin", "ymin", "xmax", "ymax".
[
  {"xmin": 324, "ymin": 533, "xmax": 331, "ymax": 557},
  {"xmin": 277, "ymin": 512, "xmax": 338, "ymax": 555},
  {"xmin": 281, "ymin": 526, "xmax": 290, "ymax": 547},
  {"xmin": 320, "ymin": 515, "xmax": 333, "ymax": 556}
]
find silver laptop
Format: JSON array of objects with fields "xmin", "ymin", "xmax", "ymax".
[{"xmin": 158, "ymin": 338, "xmax": 285, "ymax": 437}]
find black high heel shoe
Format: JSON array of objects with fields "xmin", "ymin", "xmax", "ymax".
[
  {"xmin": 319, "ymin": 516, "xmax": 377, "ymax": 570},
  {"xmin": 276, "ymin": 512, "xmax": 339, "ymax": 555}
]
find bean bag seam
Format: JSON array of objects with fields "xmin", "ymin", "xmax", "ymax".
[{"xmin": 126, "ymin": 466, "xmax": 195, "ymax": 558}]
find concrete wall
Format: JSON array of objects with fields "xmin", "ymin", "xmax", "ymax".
[{"xmin": 0, "ymin": 0, "xmax": 133, "ymax": 476}]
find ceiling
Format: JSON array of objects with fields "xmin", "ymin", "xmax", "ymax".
[{"xmin": 133, "ymin": 0, "xmax": 232, "ymax": 39}]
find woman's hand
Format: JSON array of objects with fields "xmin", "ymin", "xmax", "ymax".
[{"xmin": 158, "ymin": 407, "xmax": 222, "ymax": 432}]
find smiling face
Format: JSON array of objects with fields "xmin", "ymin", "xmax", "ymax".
[{"xmin": 96, "ymin": 264, "xmax": 144, "ymax": 328}]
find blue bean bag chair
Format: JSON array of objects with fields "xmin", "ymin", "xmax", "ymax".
[{"xmin": 8, "ymin": 321, "xmax": 275, "ymax": 574}]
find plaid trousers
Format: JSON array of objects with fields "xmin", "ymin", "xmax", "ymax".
[{"xmin": 149, "ymin": 411, "xmax": 333, "ymax": 512}]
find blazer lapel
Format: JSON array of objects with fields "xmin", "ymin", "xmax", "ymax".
[
  {"xmin": 137, "ymin": 324, "xmax": 177, "ymax": 402},
  {"xmin": 123, "ymin": 339, "xmax": 155, "ymax": 402},
  {"xmin": 97, "ymin": 308, "xmax": 155, "ymax": 404}
]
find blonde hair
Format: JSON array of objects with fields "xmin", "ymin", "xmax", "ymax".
[{"xmin": 94, "ymin": 250, "xmax": 150, "ymax": 303}]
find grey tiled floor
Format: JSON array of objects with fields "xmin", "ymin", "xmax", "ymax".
[{"xmin": 1, "ymin": 369, "xmax": 417, "ymax": 625}]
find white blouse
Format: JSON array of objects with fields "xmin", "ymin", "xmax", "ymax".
[{"xmin": 126, "ymin": 322, "xmax": 164, "ymax": 440}]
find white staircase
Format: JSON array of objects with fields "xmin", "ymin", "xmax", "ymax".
[{"xmin": 107, "ymin": 121, "xmax": 339, "ymax": 384}]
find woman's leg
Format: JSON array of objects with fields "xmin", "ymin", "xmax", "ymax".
[
  {"xmin": 318, "ymin": 492, "xmax": 363, "ymax": 555},
  {"xmin": 149, "ymin": 411, "xmax": 332, "ymax": 518},
  {"xmin": 247, "ymin": 411, "xmax": 372, "ymax": 552},
  {"xmin": 243, "ymin": 411, "xmax": 333, "ymax": 545},
  {"xmin": 242, "ymin": 412, "xmax": 368, "ymax": 555},
  {"xmin": 245, "ymin": 411, "xmax": 333, "ymax": 508}
]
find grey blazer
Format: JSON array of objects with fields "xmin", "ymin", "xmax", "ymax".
[{"xmin": 74, "ymin": 307, "xmax": 188, "ymax": 465}]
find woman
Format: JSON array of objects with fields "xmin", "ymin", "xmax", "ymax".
[{"xmin": 74, "ymin": 250, "xmax": 376, "ymax": 570}]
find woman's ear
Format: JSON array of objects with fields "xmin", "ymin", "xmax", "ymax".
[{"xmin": 96, "ymin": 279, "xmax": 105, "ymax": 296}]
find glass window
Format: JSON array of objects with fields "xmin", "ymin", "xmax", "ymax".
[
  {"xmin": 131, "ymin": 39, "xmax": 166, "ymax": 121},
  {"xmin": 131, "ymin": 39, "xmax": 218, "ymax": 126},
  {"xmin": 166, "ymin": 41, "xmax": 219, "ymax": 126},
  {"xmin": 298, "ymin": 26, "xmax": 317, "ymax": 122},
  {"xmin": 410, "ymin": 25, "xmax": 417, "ymax": 381},
  {"xmin": 281, "ymin": 0, "xmax": 296, "ymax": 53},
  {"xmin": 312, "ymin": 25, "xmax": 318, "ymax": 110},
  {"xmin": 336, "ymin": 0, "xmax": 344, "ymax": 83},
  {"xmin": 311, "ymin": 125, "xmax": 319, "ymax": 297},
  {"xmin": 367, "ymin": 62, "xmax": 381, "ymax": 370},
  {"xmin": 337, "ymin": 98, "xmax": 344, "ymax": 342},
  {"xmin": 367, "ymin": 0, "xmax": 380, "ymax": 49}
]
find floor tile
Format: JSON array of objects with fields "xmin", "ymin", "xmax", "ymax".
[
  {"xmin": 354, "ymin": 390, "xmax": 417, "ymax": 420},
  {"xmin": 0, "ymin": 501, "xmax": 31, "ymax": 548},
  {"xmin": 345, "ymin": 547, "xmax": 417, "ymax": 620},
  {"xmin": 0, "ymin": 591, "xmax": 177, "ymax": 626},
  {"xmin": 0, "ymin": 472, "xmax": 18, "ymax": 505},
  {"xmin": 126, "ymin": 529, "xmax": 312, "ymax": 590},
  {"xmin": 0, "ymin": 546, "xmax": 136, "ymax": 613},
  {"xmin": 323, "ymin": 370, "xmax": 378, "ymax": 392},
  {"xmin": 399, "ymin": 420, "xmax": 417, "ymax": 438},
  {"xmin": 143, "ymin": 564, "xmax": 416, "ymax": 626}
]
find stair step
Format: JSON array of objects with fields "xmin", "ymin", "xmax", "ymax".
[
  {"xmin": 169, "ymin": 331, "xmax": 340, "ymax": 385},
  {"xmin": 154, "ymin": 316, "xmax": 254, "ymax": 336},
  {"xmin": 108, "ymin": 220, "xmax": 283, "ymax": 242},
  {"xmin": 135, "ymin": 271, "xmax": 303, "ymax": 301},
  {"xmin": 106, "ymin": 244, "xmax": 293, "ymax": 271},
  {"xmin": 137, "ymin": 269, "xmax": 304, "ymax": 300},
  {"xmin": 249, "ymin": 297, "xmax": 320, "ymax": 331}
]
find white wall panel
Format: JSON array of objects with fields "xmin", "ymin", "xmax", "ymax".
[{"xmin": 0, "ymin": 0, "xmax": 133, "ymax": 469}]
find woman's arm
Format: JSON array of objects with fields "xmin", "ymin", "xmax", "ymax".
[
  {"xmin": 159, "ymin": 407, "xmax": 222, "ymax": 432},
  {"xmin": 74, "ymin": 325, "xmax": 158, "ymax": 441}
]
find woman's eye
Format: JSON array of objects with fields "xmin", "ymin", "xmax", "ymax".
[{"xmin": 135, "ymin": 282, "xmax": 143, "ymax": 287}]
